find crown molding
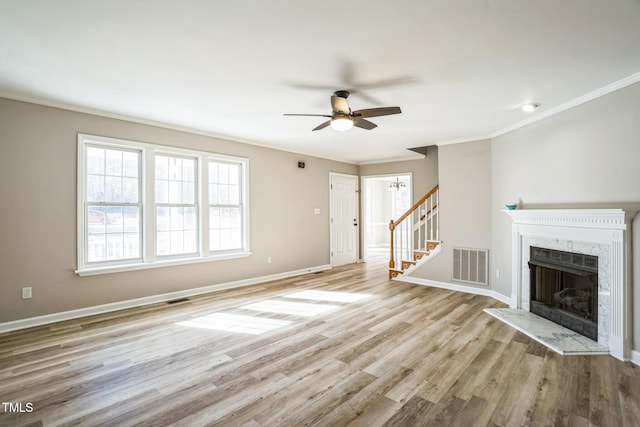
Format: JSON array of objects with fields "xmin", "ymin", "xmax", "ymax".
[
  {"xmin": 434, "ymin": 71, "xmax": 640, "ymax": 147},
  {"xmin": 490, "ymin": 71, "xmax": 640, "ymax": 139}
]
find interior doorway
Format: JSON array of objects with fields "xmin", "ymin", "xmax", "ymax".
[{"xmin": 361, "ymin": 174, "xmax": 412, "ymax": 262}]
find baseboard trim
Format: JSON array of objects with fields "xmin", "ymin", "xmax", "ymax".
[
  {"xmin": 0, "ymin": 264, "xmax": 332, "ymax": 334},
  {"xmin": 396, "ymin": 276, "xmax": 513, "ymax": 306},
  {"xmin": 632, "ymin": 350, "xmax": 640, "ymax": 367}
]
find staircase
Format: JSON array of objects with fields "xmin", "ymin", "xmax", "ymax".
[{"xmin": 388, "ymin": 184, "xmax": 440, "ymax": 279}]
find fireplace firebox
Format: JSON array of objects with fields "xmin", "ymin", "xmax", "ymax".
[{"xmin": 528, "ymin": 246, "xmax": 598, "ymax": 341}]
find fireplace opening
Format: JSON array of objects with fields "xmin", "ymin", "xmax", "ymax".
[{"xmin": 529, "ymin": 247, "xmax": 598, "ymax": 341}]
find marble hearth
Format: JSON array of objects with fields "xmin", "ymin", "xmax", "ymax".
[{"xmin": 501, "ymin": 209, "xmax": 633, "ymax": 360}]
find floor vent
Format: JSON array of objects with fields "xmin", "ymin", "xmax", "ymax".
[
  {"xmin": 166, "ymin": 298, "xmax": 190, "ymax": 304},
  {"xmin": 452, "ymin": 247, "xmax": 488, "ymax": 286}
]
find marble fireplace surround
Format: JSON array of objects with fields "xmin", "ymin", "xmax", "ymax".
[{"xmin": 504, "ymin": 209, "xmax": 632, "ymax": 361}]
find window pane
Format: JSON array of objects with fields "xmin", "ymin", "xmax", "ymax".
[
  {"xmin": 184, "ymin": 207, "xmax": 196, "ymax": 230},
  {"xmin": 87, "ymin": 175, "xmax": 105, "ymax": 202},
  {"xmin": 157, "ymin": 231, "xmax": 170, "ymax": 255},
  {"xmin": 210, "ymin": 207, "xmax": 220, "ymax": 228},
  {"xmin": 123, "ymin": 151, "xmax": 139, "ymax": 178},
  {"xmin": 228, "ymin": 184, "xmax": 240, "ymax": 205},
  {"xmin": 183, "ymin": 159, "xmax": 194, "ymax": 182},
  {"xmin": 210, "ymin": 229, "xmax": 220, "ymax": 251},
  {"xmin": 123, "ymin": 178, "xmax": 138, "ymax": 203},
  {"xmin": 228, "ymin": 164, "xmax": 240, "ymax": 185},
  {"xmin": 218, "ymin": 163, "xmax": 229, "ymax": 184},
  {"xmin": 209, "ymin": 184, "xmax": 218, "ymax": 205},
  {"xmin": 156, "ymin": 155, "xmax": 169, "ymax": 179},
  {"xmin": 156, "ymin": 180, "xmax": 168, "ymax": 204},
  {"xmin": 169, "ymin": 181, "xmax": 182, "ymax": 204},
  {"xmin": 86, "ymin": 205, "xmax": 140, "ymax": 263},
  {"xmin": 170, "ymin": 231, "xmax": 184, "ymax": 254},
  {"xmin": 156, "ymin": 207, "xmax": 197, "ymax": 256},
  {"xmin": 106, "ymin": 176, "xmax": 123, "ymax": 202},
  {"xmin": 209, "ymin": 162, "xmax": 218, "ymax": 183},
  {"xmin": 169, "ymin": 157, "xmax": 182, "ymax": 180},
  {"xmin": 87, "ymin": 147, "xmax": 105, "ymax": 175},
  {"xmin": 170, "ymin": 207, "xmax": 184, "ymax": 230},
  {"xmin": 123, "ymin": 232, "xmax": 140, "ymax": 259},
  {"xmin": 106, "ymin": 149, "xmax": 123, "ymax": 176},
  {"xmin": 184, "ymin": 229, "xmax": 197, "ymax": 253},
  {"xmin": 156, "ymin": 155, "xmax": 196, "ymax": 205},
  {"xmin": 87, "ymin": 147, "xmax": 140, "ymax": 205},
  {"xmin": 87, "ymin": 234, "xmax": 106, "ymax": 262},
  {"xmin": 230, "ymin": 228, "xmax": 242, "ymax": 249},
  {"xmin": 106, "ymin": 234, "xmax": 123, "ymax": 260},
  {"xmin": 219, "ymin": 185, "xmax": 229, "ymax": 205},
  {"xmin": 88, "ymin": 206, "xmax": 107, "ymax": 228},
  {"xmin": 157, "ymin": 207, "xmax": 170, "ymax": 231},
  {"xmin": 209, "ymin": 207, "xmax": 242, "ymax": 251},
  {"xmin": 183, "ymin": 182, "xmax": 195, "ymax": 204},
  {"xmin": 229, "ymin": 207, "xmax": 241, "ymax": 228}
]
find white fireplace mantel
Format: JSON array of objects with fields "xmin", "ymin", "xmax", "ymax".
[{"xmin": 504, "ymin": 209, "xmax": 632, "ymax": 361}]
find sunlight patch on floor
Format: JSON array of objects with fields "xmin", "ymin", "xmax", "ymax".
[
  {"xmin": 176, "ymin": 312, "xmax": 292, "ymax": 335},
  {"xmin": 284, "ymin": 289, "xmax": 372, "ymax": 303},
  {"xmin": 241, "ymin": 300, "xmax": 339, "ymax": 316}
]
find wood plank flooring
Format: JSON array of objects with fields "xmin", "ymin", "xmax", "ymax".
[{"xmin": 1, "ymin": 258, "xmax": 639, "ymax": 426}]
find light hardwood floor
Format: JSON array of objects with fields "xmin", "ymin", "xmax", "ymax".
[{"xmin": 1, "ymin": 258, "xmax": 639, "ymax": 426}]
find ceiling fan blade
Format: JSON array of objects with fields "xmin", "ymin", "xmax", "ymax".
[
  {"xmin": 357, "ymin": 76, "xmax": 416, "ymax": 90},
  {"xmin": 352, "ymin": 107, "xmax": 402, "ymax": 118},
  {"xmin": 312, "ymin": 120, "xmax": 331, "ymax": 131},
  {"xmin": 353, "ymin": 118, "xmax": 377, "ymax": 130},
  {"xmin": 284, "ymin": 113, "xmax": 332, "ymax": 117},
  {"xmin": 331, "ymin": 95, "xmax": 350, "ymax": 114}
]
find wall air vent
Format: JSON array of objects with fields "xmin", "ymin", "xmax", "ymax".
[{"xmin": 452, "ymin": 247, "xmax": 489, "ymax": 286}]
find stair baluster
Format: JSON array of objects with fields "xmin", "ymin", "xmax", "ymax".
[{"xmin": 388, "ymin": 184, "xmax": 440, "ymax": 279}]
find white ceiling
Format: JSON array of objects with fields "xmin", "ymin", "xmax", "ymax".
[{"xmin": 1, "ymin": 1, "xmax": 639, "ymax": 164}]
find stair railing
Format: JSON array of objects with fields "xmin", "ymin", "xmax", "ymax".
[{"xmin": 389, "ymin": 184, "xmax": 439, "ymax": 272}]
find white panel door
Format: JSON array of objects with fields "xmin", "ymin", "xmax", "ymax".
[{"xmin": 330, "ymin": 173, "xmax": 358, "ymax": 266}]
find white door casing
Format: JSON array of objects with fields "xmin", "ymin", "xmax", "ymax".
[{"xmin": 330, "ymin": 173, "xmax": 358, "ymax": 266}]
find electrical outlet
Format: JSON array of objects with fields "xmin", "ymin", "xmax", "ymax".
[
  {"xmin": 267, "ymin": 256, "xmax": 272, "ymax": 264},
  {"xmin": 22, "ymin": 287, "xmax": 32, "ymax": 299}
]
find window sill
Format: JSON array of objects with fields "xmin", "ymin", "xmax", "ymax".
[{"xmin": 75, "ymin": 252, "xmax": 252, "ymax": 276}]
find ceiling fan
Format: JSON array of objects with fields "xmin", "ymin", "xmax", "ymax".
[{"xmin": 284, "ymin": 90, "xmax": 402, "ymax": 131}]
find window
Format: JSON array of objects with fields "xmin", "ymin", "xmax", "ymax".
[
  {"xmin": 209, "ymin": 161, "xmax": 243, "ymax": 252},
  {"xmin": 155, "ymin": 155, "xmax": 198, "ymax": 257},
  {"xmin": 77, "ymin": 134, "xmax": 249, "ymax": 274},
  {"xmin": 85, "ymin": 145, "xmax": 141, "ymax": 264}
]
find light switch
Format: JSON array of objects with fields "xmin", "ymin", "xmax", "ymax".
[{"xmin": 314, "ymin": 208, "xmax": 320, "ymax": 215}]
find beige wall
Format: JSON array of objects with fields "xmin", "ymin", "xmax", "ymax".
[
  {"xmin": 410, "ymin": 139, "xmax": 492, "ymax": 284},
  {"xmin": 490, "ymin": 82, "xmax": 640, "ymax": 351},
  {"xmin": 0, "ymin": 98, "xmax": 357, "ymax": 323}
]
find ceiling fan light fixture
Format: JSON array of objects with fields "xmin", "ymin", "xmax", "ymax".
[{"xmin": 330, "ymin": 116, "xmax": 354, "ymax": 131}]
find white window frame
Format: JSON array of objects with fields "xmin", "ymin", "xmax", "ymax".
[
  {"xmin": 154, "ymin": 153, "xmax": 199, "ymax": 259},
  {"xmin": 208, "ymin": 158, "xmax": 246, "ymax": 254},
  {"xmin": 77, "ymin": 134, "xmax": 250, "ymax": 276}
]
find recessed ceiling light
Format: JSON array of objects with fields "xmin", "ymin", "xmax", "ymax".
[{"xmin": 522, "ymin": 103, "xmax": 540, "ymax": 112}]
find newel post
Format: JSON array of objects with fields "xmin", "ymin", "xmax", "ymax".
[{"xmin": 389, "ymin": 220, "xmax": 395, "ymax": 269}]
